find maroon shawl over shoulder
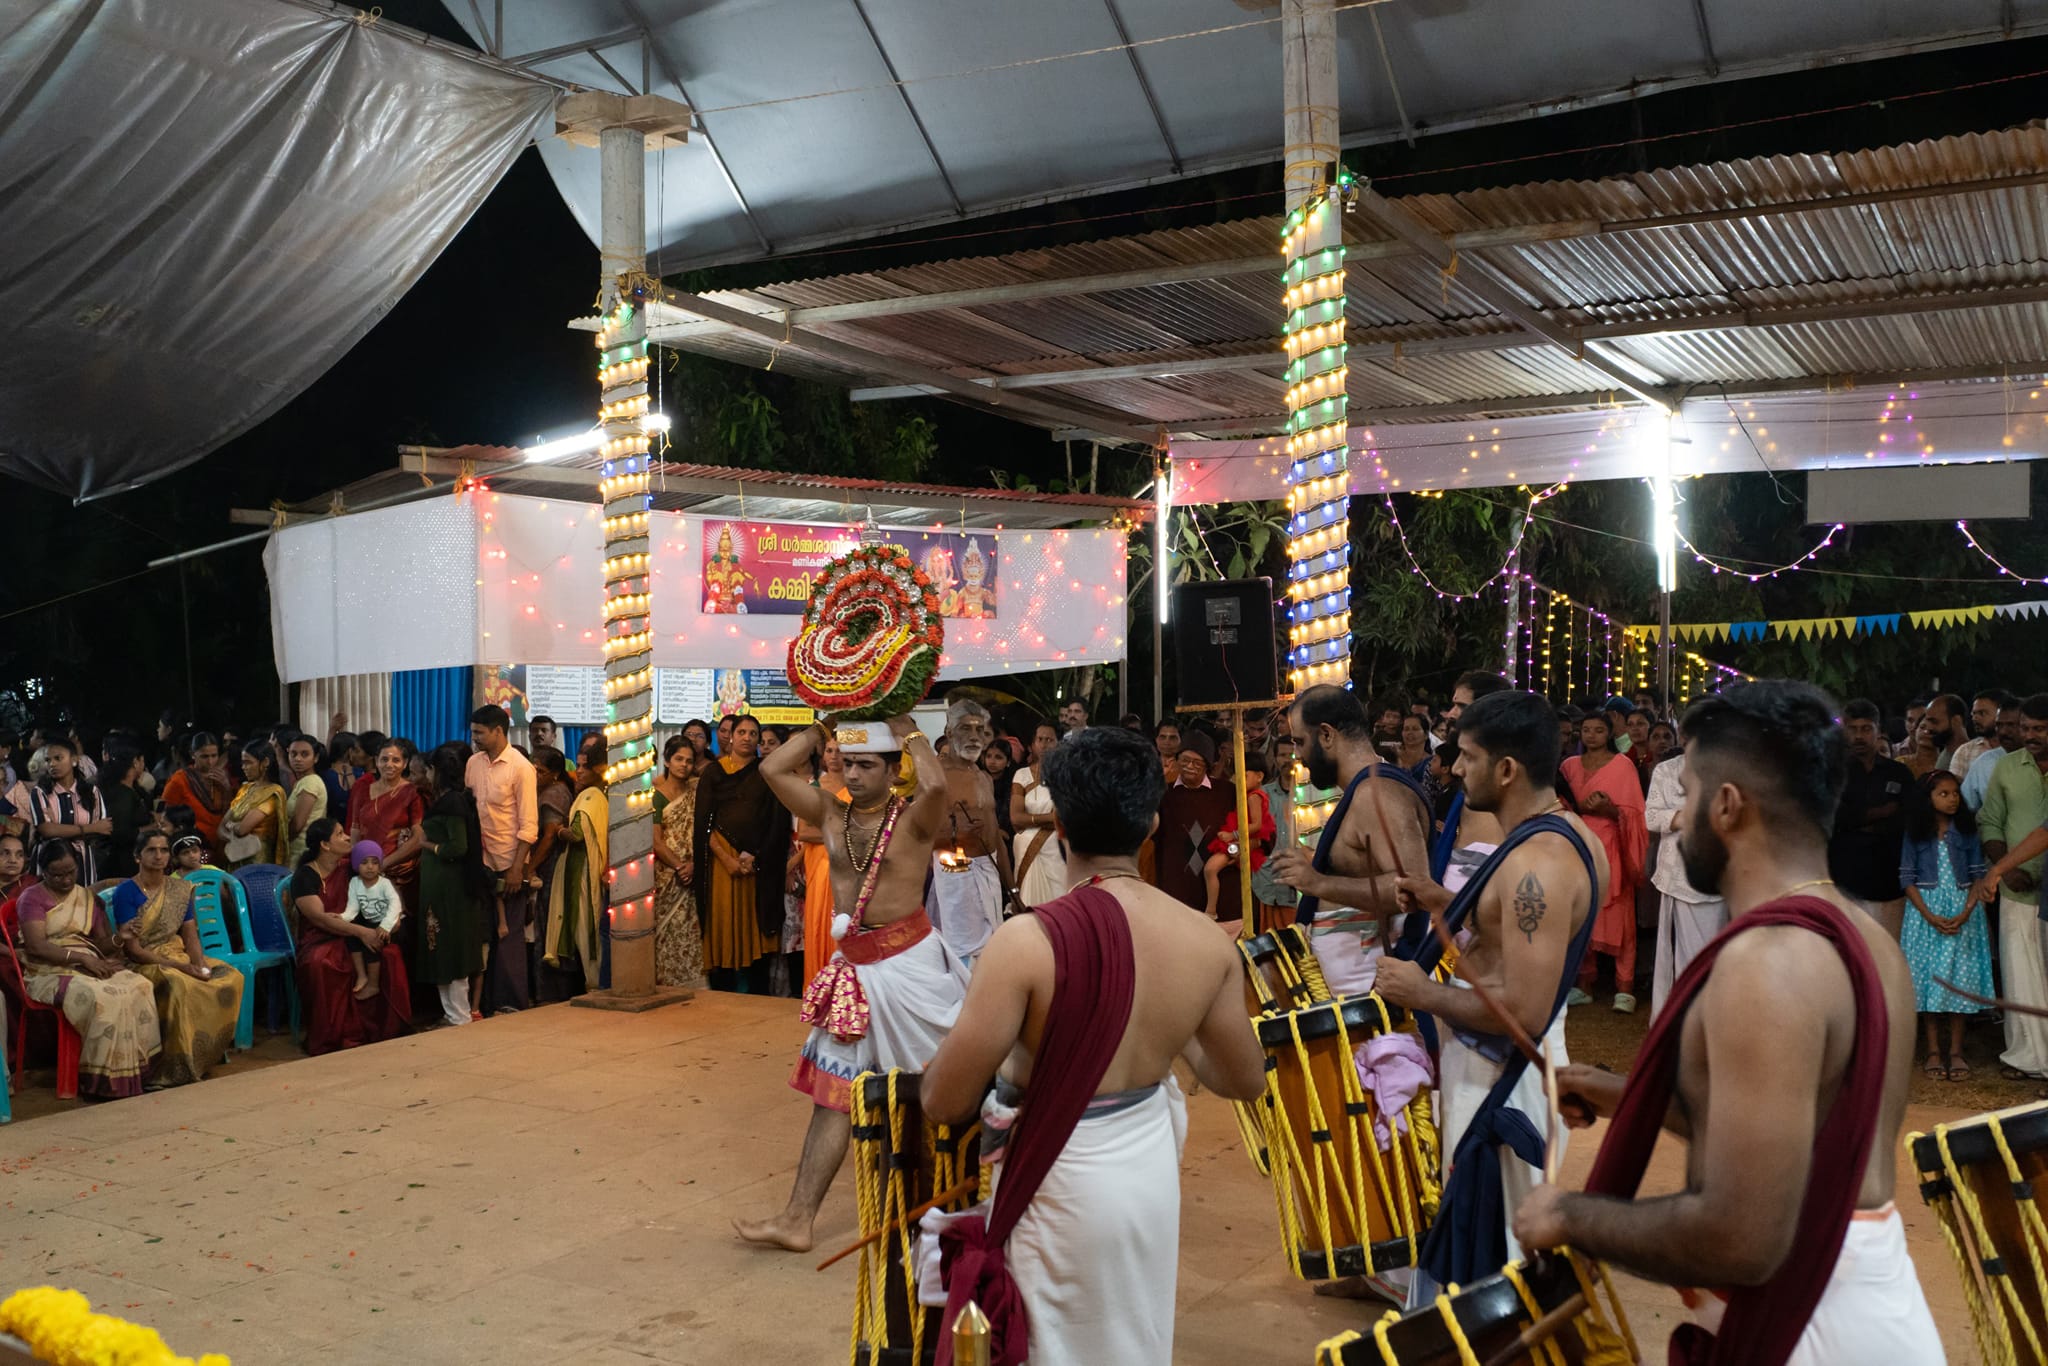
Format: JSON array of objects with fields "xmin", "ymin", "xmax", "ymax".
[
  {"xmin": 1583, "ymin": 895, "xmax": 1889, "ymax": 1366},
  {"xmin": 935, "ymin": 884, "xmax": 1136, "ymax": 1366}
]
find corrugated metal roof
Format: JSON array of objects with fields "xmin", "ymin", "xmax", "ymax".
[
  {"xmin": 646, "ymin": 125, "xmax": 2048, "ymax": 435},
  {"xmin": 290, "ymin": 446, "xmax": 1149, "ymax": 530}
]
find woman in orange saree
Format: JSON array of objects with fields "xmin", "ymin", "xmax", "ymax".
[{"xmin": 1561, "ymin": 711, "xmax": 1648, "ymax": 1012}]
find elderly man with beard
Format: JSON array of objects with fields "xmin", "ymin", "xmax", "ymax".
[
  {"xmin": 1514, "ymin": 683, "xmax": 1939, "ymax": 1366},
  {"xmin": 1267, "ymin": 686, "xmax": 1432, "ymax": 998},
  {"xmin": 926, "ymin": 699, "xmax": 1013, "ymax": 967}
]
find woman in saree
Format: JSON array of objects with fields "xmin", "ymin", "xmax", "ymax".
[
  {"xmin": 112, "ymin": 830, "xmax": 242, "ymax": 1085},
  {"xmin": 160, "ymin": 732, "xmax": 231, "ymax": 857},
  {"xmin": 218, "ymin": 739, "xmax": 288, "ymax": 870},
  {"xmin": 292, "ymin": 817, "xmax": 410, "ymax": 1054},
  {"xmin": 793, "ymin": 735, "xmax": 846, "ymax": 991},
  {"xmin": 545, "ymin": 741, "xmax": 610, "ymax": 994},
  {"xmin": 15, "ymin": 842, "xmax": 160, "ymax": 1097},
  {"xmin": 528, "ymin": 747, "xmax": 579, "ymax": 1003},
  {"xmin": 1561, "ymin": 711, "xmax": 1649, "ymax": 1014},
  {"xmin": 283, "ymin": 736, "xmax": 330, "ymax": 866},
  {"xmin": 651, "ymin": 737, "xmax": 707, "ymax": 991},
  {"xmin": 347, "ymin": 739, "xmax": 425, "ymax": 949}
]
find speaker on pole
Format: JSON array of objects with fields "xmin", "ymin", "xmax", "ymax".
[{"xmin": 1173, "ymin": 579, "xmax": 1279, "ymax": 707}]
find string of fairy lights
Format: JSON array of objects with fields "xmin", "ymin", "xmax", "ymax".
[
  {"xmin": 1282, "ymin": 166, "xmax": 1357, "ymax": 845},
  {"xmin": 596, "ymin": 296, "xmax": 659, "ymax": 933},
  {"xmin": 1505, "ymin": 575, "xmax": 1751, "ymax": 703}
]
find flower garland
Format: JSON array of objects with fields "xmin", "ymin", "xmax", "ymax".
[
  {"xmin": 0, "ymin": 1287, "xmax": 228, "ymax": 1366},
  {"xmin": 787, "ymin": 543, "xmax": 944, "ymax": 721}
]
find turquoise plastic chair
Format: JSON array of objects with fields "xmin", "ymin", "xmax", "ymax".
[
  {"xmin": 231, "ymin": 865, "xmax": 299, "ymax": 1043},
  {"xmin": 185, "ymin": 869, "xmax": 263, "ymax": 1049}
]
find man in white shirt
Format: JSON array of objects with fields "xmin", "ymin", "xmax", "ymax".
[
  {"xmin": 1964, "ymin": 702, "xmax": 2023, "ymax": 812},
  {"xmin": 465, "ymin": 704, "xmax": 538, "ymax": 1019},
  {"xmin": 1643, "ymin": 734, "xmax": 1727, "ymax": 1017}
]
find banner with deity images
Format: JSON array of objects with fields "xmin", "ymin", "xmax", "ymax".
[{"xmin": 698, "ymin": 519, "xmax": 999, "ymax": 620}]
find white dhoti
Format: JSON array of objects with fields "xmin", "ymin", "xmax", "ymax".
[
  {"xmin": 1651, "ymin": 892, "xmax": 1727, "ymax": 1020},
  {"xmin": 1307, "ymin": 906, "xmax": 1404, "ymax": 997},
  {"xmin": 789, "ymin": 915, "xmax": 971, "ymax": 1113},
  {"xmin": 1408, "ymin": 979, "xmax": 1568, "ymax": 1309},
  {"xmin": 1998, "ymin": 895, "xmax": 2048, "ymax": 1078},
  {"xmin": 927, "ymin": 852, "xmax": 1003, "ymax": 965},
  {"xmin": 998, "ymin": 1080, "xmax": 1189, "ymax": 1366},
  {"xmin": 1680, "ymin": 1204, "xmax": 1944, "ymax": 1365}
]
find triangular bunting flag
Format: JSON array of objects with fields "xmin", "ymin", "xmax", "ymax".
[
  {"xmin": 1713, "ymin": 623, "xmax": 1730, "ymax": 641},
  {"xmin": 1908, "ymin": 610, "xmax": 1938, "ymax": 629},
  {"xmin": 1837, "ymin": 617, "xmax": 1857, "ymax": 638}
]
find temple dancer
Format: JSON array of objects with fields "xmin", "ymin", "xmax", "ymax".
[{"xmin": 735, "ymin": 715, "xmax": 967, "ymax": 1252}]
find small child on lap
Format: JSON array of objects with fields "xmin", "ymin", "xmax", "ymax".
[{"xmin": 344, "ymin": 841, "xmax": 403, "ymax": 1000}]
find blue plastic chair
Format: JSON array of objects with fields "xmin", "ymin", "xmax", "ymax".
[
  {"xmin": 232, "ymin": 865, "xmax": 300, "ymax": 1043},
  {"xmin": 185, "ymin": 869, "xmax": 264, "ymax": 1049}
]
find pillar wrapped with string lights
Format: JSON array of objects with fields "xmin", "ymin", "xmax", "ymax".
[{"xmin": 595, "ymin": 290, "xmax": 658, "ymax": 995}]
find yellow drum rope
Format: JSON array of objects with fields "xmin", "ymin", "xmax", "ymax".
[
  {"xmin": 1312, "ymin": 1252, "xmax": 1635, "ymax": 1366},
  {"xmin": 1909, "ymin": 1117, "xmax": 2048, "ymax": 1366},
  {"xmin": 848, "ymin": 1069, "xmax": 985, "ymax": 1366},
  {"xmin": 1262, "ymin": 995, "xmax": 1437, "ymax": 1279}
]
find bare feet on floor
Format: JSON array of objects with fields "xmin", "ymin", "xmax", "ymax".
[{"xmin": 732, "ymin": 1213, "xmax": 814, "ymax": 1253}]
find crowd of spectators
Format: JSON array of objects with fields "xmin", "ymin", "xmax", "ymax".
[{"xmin": 3, "ymin": 679, "xmax": 2040, "ymax": 1107}]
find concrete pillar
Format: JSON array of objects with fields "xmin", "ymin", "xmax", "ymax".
[{"xmin": 559, "ymin": 92, "xmax": 691, "ymax": 1008}]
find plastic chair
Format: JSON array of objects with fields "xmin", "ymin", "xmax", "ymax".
[
  {"xmin": 231, "ymin": 865, "xmax": 300, "ymax": 1043},
  {"xmin": 184, "ymin": 869, "xmax": 265, "ymax": 1049},
  {"xmin": 0, "ymin": 894, "xmax": 82, "ymax": 1101}
]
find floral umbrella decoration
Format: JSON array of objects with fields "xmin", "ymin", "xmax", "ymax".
[{"xmin": 787, "ymin": 543, "xmax": 945, "ymax": 722}]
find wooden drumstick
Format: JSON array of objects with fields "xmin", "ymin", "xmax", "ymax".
[
  {"xmin": 814, "ymin": 1174, "xmax": 980, "ymax": 1271},
  {"xmin": 1541, "ymin": 1037, "xmax": 1562, "ymax": 1186},
  {"xmin": 1476, "ymin": 1292, "xmax": 1588, "ymax": 1366},
  {"xmin": 1936, "ymin": 976, "xmax": 2048, "ymax": 1019},
  {"xmin": 1423, "ymin": 902, "xmax": 1545, "ymax": 1070}
]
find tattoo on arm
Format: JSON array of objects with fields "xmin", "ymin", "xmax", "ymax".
[{"xmin": 1513, "ymin": 873, "xmax": 1546, "ymax": 943}]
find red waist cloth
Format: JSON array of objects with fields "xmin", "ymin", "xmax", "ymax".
[
  {"xmin": 936, "ymin": 885, "xmax": 1135, "ymax": 1366},
  {"xmin": 840, "ymin": 909, "xmax": 932, "ymax": 964},
  {"xmin": 799, "ymin": 909, "xmax": 935, "ymax": 1042},
  {"xmin": 1583, "ymin": 895, "xmax": 1888, "ymax": 1366}
]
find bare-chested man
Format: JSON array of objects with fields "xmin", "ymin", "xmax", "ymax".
[
  {"xmin": 1514, "ymin": 682, "xmax": 1941, "ymax": 1364},
  {"xmin": 735, "ymin": 714, "xmax": 970, "ymax": 1252},
  {"xmin": 926, "ymin": 698, "xmax": 1012, "ymax": 966},
  {"xmin": 1373, "ymin": 689, "xmax": 1607, "ymax": 1303},
  {"xmin": 921, "ymin": 726, "xmax": 1266, "ymax": 1365},
  {"xmin": 1268, "ymin": 685, "xmax": 1431, "ymax": 996}
]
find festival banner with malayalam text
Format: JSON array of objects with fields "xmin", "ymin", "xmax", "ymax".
[{"xmin": 698, "ymin": 519, "xmax": 1000, "ymax": 619}]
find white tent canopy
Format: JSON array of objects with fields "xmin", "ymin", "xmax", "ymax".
[{"xmin": 442, "ymin": 0, "xmax": 2048, "ymax": 270}]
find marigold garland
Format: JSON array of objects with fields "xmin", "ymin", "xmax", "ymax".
[
  {"xmin": 787, "ymin": 544, "xmax": 943, "ymax": 722},
  {"xmin": 0, "ymin": 1287, "xmax": 229, "ymax": 1366}
]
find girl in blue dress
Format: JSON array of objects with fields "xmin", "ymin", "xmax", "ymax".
[{"xmin": 1899, "ymin": 770, "xmax": 1990, "ymax": 1081}]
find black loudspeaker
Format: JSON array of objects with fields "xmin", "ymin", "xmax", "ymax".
[{"xmin": 1173, "ymin": 578, "xmax": 1279, "ymax": 707}]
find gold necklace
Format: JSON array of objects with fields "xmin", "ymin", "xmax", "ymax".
[
  {"xmin": 843, "ymin": 797, "xmax": 899, "ymax": 875},
  {"xmin": 1779, "ymin": 877, "xmax": 1837, "ymax": 898}
]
